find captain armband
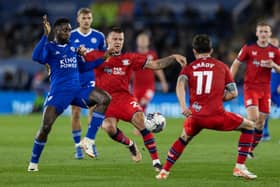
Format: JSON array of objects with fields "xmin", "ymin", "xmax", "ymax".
[{"xmin": 226, "ymin": 82, "xmax": 237, "ymax": 92}]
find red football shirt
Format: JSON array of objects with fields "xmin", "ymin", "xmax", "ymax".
[
  {"xmin": 237, "ymin": 43, "xmax": 280, "ymax": 89},
  {"xmin": 133, "ymin": 50, "xmax": 158, "ymax": 90},
  {"xmin": 85, "ymin": 52, "xmax": 148, "ymax": 94},
  {"xmin": 180, "ymin": 57, "xmax": 234, "ymax": 116}
]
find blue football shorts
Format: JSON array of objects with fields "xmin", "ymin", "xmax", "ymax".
[{"xmin": 44, "ymin": 87, "xmax": 94, "ymax": 114}]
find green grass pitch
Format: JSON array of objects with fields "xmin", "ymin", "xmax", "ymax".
[{"xmin": 0, "ymin": 115, "xmax": 280, "ymax": 187}]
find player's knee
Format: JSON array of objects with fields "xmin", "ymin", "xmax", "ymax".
[
  {"xmin": 245, "ymin": 120, "xmax": 255, "ymax": 130},
  {"xmin": 132, "ymin": 112, "xmax": 145, "ymax": 130},
  {"xmin": 100, "ymin": 92, "xmax": 111, "ymax": 106},
  {"xmin": 102, "ymin": 122, "xmax": 116, "ymax": 135}
]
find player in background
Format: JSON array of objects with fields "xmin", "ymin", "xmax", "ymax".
[
  {"xmin": 156, "ymin": 34, "xmax": 257, "ymax": 180},
  {"xmin": 81, "ymin": 27, "xmax": 186, "ymax": 171},
  {"xmin": 27, "ymin": 16, "xmax": 111, "ymax": 171},
  {"xmin": 262, "ymin": 36, "xmax": 280, "ymax": 141},
  {"xmin": 230, "ymin": 22, "xmax": 280, "ymax": 158},
  {"xmin": 132, "ymin": 32, "xmax": 168, "ymax": 135},
  {"xmin": 133, "ymin": 32, "xmax": 168, "ymax": 112},
  {"xmin": 70, "ymin": 8, "xmax": 107, "ymax": 159}
]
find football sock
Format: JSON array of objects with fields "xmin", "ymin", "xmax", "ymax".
[
  {"xmin": 30, "ymin": 139, "xmax": 46, "ymax": 163},
  {"xmin": 262, "ymin": 118, "xmax": 269, "ymax": 137},
  {"xmin": 140, "ymin": 128, "xmax": 158, "ymax": 160},
  {"xmin": 163, "ymin": 137, "xmax": 188, "ymax": 172},
  {"xmin": 72, "ymin": 130, "xmax": 81, "ymax": 144},
  {"xmin": 237, "ymin": 129, "xmax": 254, "ymax": 164},
  {"xmin": 85, "ymin": 112, "xmax": 105, "ymax": 140},
  {"xmin": 251, "ymin": 128, "xmax": 263, "ymax": 152},
  {"xmin": 110, "ymin": 128, "xmax": 131, "ymax": 145}
]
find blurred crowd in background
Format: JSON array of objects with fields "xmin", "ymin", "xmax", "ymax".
[{"xmin": 0, "ymin": 0, "xmax": 279, "ymax": 92}]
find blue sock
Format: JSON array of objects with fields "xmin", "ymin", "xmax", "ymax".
[
  {"xmin": 86, "ymin": 112, "xmax": 105, "ymax": 140},
  {"xmin": 72, "ymin": 130, "xmax": 81, "ymax": 144},
  {"xmin": 30, "ymin": 139, "xmax": 46, "ymax": 163},
  {"xmin": 262, "ymin": 118, "xmax": 269, "ymax": 137}
]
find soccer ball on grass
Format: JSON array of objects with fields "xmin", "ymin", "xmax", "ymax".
[{"xmin": 145, "ymin": 112, "xmax": 166, "ymax": 133}]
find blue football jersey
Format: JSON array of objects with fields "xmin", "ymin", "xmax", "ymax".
[
  {"xmin": 70, "ymin": 28, "xmax": 106, "ymax": 87},
  {"xmin": 32, "ymin": 36, "xmax": 104, "ymax": 94}
]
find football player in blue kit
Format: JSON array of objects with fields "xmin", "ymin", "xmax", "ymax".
[
  {"xmin": 27, "ymin": 15, "xmax": 111, "ymax": 171},
  {"xmin": 70, "ymin": 8, "xmax": 107, "ymax": 159}
]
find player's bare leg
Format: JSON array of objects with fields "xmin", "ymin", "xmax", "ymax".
[
  {"xmin": 233, "ymin": 118, "xmax": 257, "ymax": 179},
  {"xmin": 133, "ymin": 98, "xmax": 148, "ymax": 136},
  {"xmin": 71, "ymin": 105, "xmax": 83, "ymax": 159},
  {"xmin": 102, "ymin": 117, "xmax": 139, "ymax": 161},
  {"xmin": 156, "ymin": 130, "xmax": 193, "ymax": 179},
  {"xmin": 132, "ymin": 111, "xmax": 161, "ymax": 171},
  {"xmin": 28, "ymin": 106, "xmax": 59, "ymax": 171},
  {"xmin": 81, "ymin": 88, "xmax": 111, "ymax": 158}
]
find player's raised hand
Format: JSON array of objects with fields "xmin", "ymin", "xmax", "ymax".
[
  {"xmin": 42, "ymin": 15, "xmax": 51, "ymax": 36},
  {"xmin": 172, "ymin": 54, "xmax": 187, "ymax": 67}
]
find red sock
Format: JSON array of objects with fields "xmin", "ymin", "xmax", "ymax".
[
  {"xmin": 250, "ymin": 128, "xmax": 263, "ymax": 152},
  {"xmin": 140, "ymin": 129, "xmax": 158, "ymax": 160},
  {"xmin": 237, "ymin": 129, "xmax": 254, "ymax": 164},
  {"xmin": 110, "ymin": 128, "xmax": 131, "ymax": 145},
  {"xmin": 163, "ymin": 137, "xmax": 188, "ymax": 172}
]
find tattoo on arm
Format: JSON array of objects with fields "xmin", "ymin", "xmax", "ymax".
[
  {"xmin": 154, "ymin": 56, "xmax": 175, "ymax": 69},
  {"xmin": 177, "ymin": 75, "xmax": 188, "ymax": 87}
]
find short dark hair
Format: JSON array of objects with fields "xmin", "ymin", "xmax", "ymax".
[
  {"xmin": 108, "ymin": 26, "xmax": 124, "ymax": 35},
  {"xmin": 54, "ymin": 18, "xmax": 70, "ymax": 28},
  {"xmin": 192, "ymin": 34, "xmax": 212, "ymax": 53}
]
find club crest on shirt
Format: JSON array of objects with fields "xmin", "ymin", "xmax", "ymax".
[
  {"xmin": 122, "ymin": 59, "xmax": 130, "ymax": 66},
  {"xmin": 252, "ymin": 51, "xmax": 257, "ymax": 56},
  {"xmin": 70, "ymin": 46, "xmax": 76, "ymax": 52},
  {"xmin": 268, "ymin": 52, "xmax": 274, "ymax": 58},
  {"xmin": 91, "ymin": 37, "xmax": 97, "ymax": 44},
  {"xmin": 191, "ymin": 102, "xmax": 202, "ymax": 112},
  {"xmin": 246, "ymin": 99, "xmax": 252, "ymax": 106}
]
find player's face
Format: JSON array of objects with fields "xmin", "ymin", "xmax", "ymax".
[
  {"xmin": 137, "ymin": 34, "xmax": 149, "ymax": 49},
  {"xmin": 77, "ymin": 13, "xmax": 92, "ymax": 30},
  {"xmin": 56, "ymin": 23, "xmax": 72, "ymax": 43},
  {"xmin": 256, "ymin": 26, "xmax": 272, "ymax": 43},
  {"xmin": 107, "ymin": 32, "xmax": 124, "ymax": 53}
]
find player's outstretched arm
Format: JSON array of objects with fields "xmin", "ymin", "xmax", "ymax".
[
  {"xmin": 223, "ymin": 82, "xmax": 238, "ymax": 101},
  {"xmin": 176, "ymin": 74, "xmax": 191, "ymax": 117},
  {"xmin": 32, "ymin": 15, "xmax": 51, "ymax": 64},
  {"xmin": 230, "ymin": 59, "xmax": 241, "ymax": 79},
  {"xmin": 144, "ymin": 54, "xmax": 186, "ymax": 70}
]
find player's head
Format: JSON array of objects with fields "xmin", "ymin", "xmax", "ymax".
[
  {"xmin": 269, "ymin": 36, "xmax": 279, "ymax": 47},
  {"xmin": 192, "ymin": 34, "xmax": 213, "ymax": 57},
  {"xmin": 136, "ymin": 32, "xmax": 150, "ymax": 52},
  {"xmin": 256, "ymin": 22, "xmax": 272, "ymax": 44},
  {"xmin": 77, "ymin": 8, "xmax": 92, "ymax": 30},
  {"xmin": 53, "ymin": 18, "xmax": 72, "ymax": 44},
  {"xmin": 106, "ymin": 26, "xmax": 124, "ymax": 54}
]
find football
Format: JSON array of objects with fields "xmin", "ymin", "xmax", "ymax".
[{"xmin": 145, "ymin": 112, "xmax": 166, "ymax": 133}]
